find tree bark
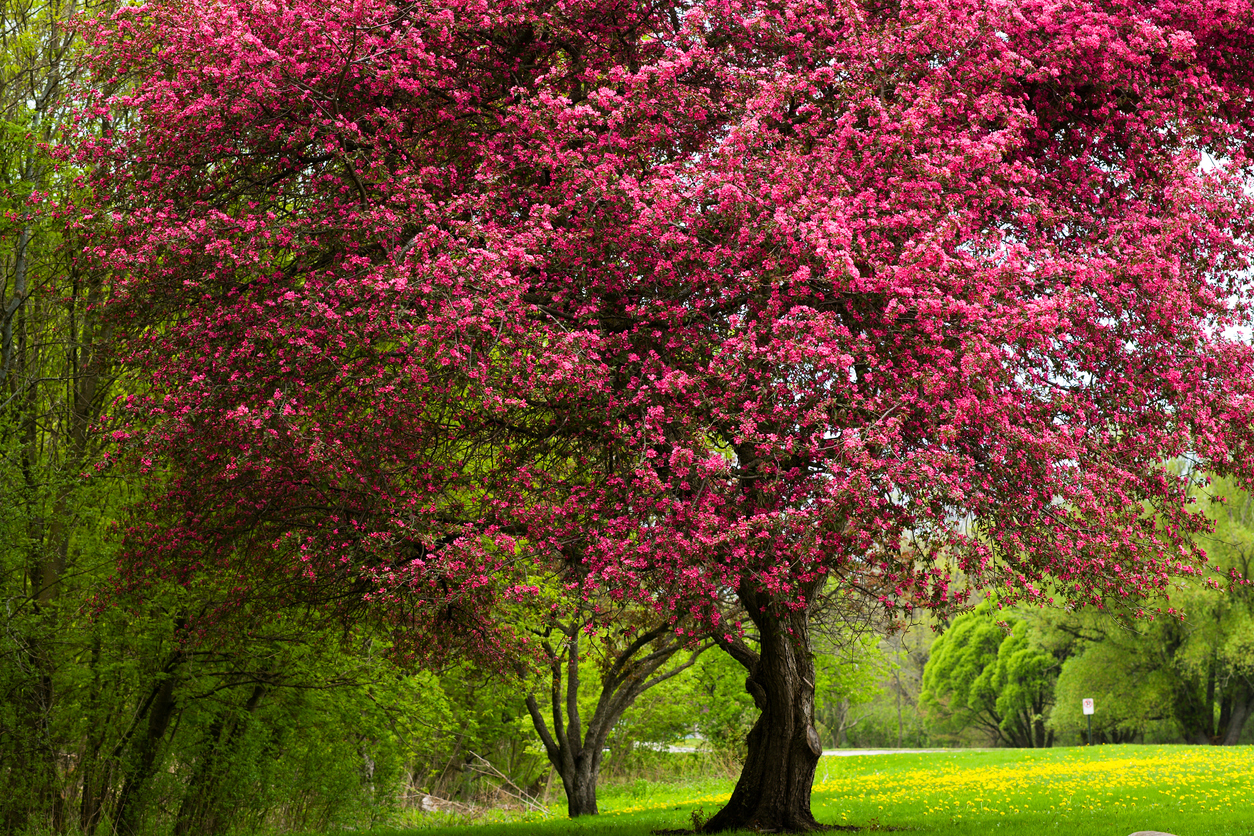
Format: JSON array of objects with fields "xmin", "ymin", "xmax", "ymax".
[
  {"xmin": 111, "ymin": 651, "xmax": 183, "ymax": 836},
  {"xmin": 557, "ymin": 753, "xmax": 602, "ymax": 818},
  {"xmin": 1172, "ymin": 674, "xmax": 1214, "ymax": 744},
  {"xmin": 525, "ymin": 611, "xmax": 709, "ymax": 818},
  {"xmin": 703, "ymin": 584, "xmax": 825, "ymax": 833},
  {"xmin": 894, "ymin": 670, "xmax": 902, "ymax": 748},
  {"xmin": 525, "ymin": 627, "xmax": 603, "ymax": 818},
  {"xmin": 1219, "ymin": 684, "xmax": 1252, "ymax": 746}
]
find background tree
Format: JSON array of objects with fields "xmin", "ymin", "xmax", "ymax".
[
  {"xmin": 1038, "ymin": 478, "xmax": 1254, "ymax": 747},
  {"xmin": 922, "ymin": 606, "xmax": 1059, "ymax": 748},
  {"xmin": 78, "ymin": 1, "xmax": 1254, "ymax": 833},
  {"xmin": 808, "ymin": 588, "xmax": 894, "ymax": 750},
  {"xmin": 1020, "ymin": 478, "xmax": 1254, "ymax": 748},
  {"xmin": 1048, "ymin": 630, "xmax": 1174, "ymax": 744},
  {"xmin": 0, "ymin": 0, "xmax": 123, "ymax": 829},
  {"xmin": 812, "ymin": 631, "xmax": 888, "ymax": 750},
  {"xmin": 1177, "ymin": 478, "xmax": 1254, "ymax": 744},
  {"xmin": 921, "ymin": 612, "xmax": 1005, "ymax": 745}
]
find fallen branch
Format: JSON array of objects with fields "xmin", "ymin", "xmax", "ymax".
[{"xmin": 465, "ymin": 751, "xmax": 551, "ymax": 817}]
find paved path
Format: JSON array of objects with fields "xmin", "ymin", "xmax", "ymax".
[
  {"xmin": 661, "ymin": 745, "xmax": 959, "ymax": 756},
  {"xmin": 821, "ymin": 748, "xmax": 951, "ymax": 756}
]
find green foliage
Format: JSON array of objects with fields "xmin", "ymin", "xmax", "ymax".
[
  {"xmin": 910, "ymin": 481, "xmax": 1254, "ymax": 750},
  {"xmin": 0, "ymin": 0, "xmax": 131, "ymax": 831},
  {"xmin": 140, "ymin": 636, "xmax": 425, "ymax": 833},
  {"xmin": 1049, "ymin": 634, "xmax": 1176, "ymax": 744},
  {"xmin": 985, "ymin": 626, "xmax": 1057, "ymax": 746},
  {"xmin": 1025, "ymin": 481, "xmax": 1254, "ymax": 747},
  {"xmin": 812, "ymin": 629, "xmax": 891, "ymax": 749},
  {"xmin": 921, "ymin": 607, "xmax": 1006, "ymax": 741},
  {"xmin": 687, "ymin": 650, "xmax": 757, "ymax": 764},
  {"xmin": 602, "ymin": 670, "xmax": 701, "ymax": 778},
  {"xmin": 835, "ymin": 621, "xmax": 936, "ymax": 749},
  {"xmin": 921, "ymin": 606, "xmax": 1057, "ymax": 747},
  {"xmin": 434, "ymin": 663, "xmax": 550, "ymax": 800},
  {"xmin": 1187, "ymin": 478, "xmax": 1254, "ymax": 735}
]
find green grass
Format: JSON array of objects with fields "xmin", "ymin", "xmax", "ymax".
[{"xmin": 381, "ymin": 745, "xmax": 1254, "ymax": 835}]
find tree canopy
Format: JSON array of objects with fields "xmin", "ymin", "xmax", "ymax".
[{"xmin": 78, "ymin": 0, "xmax": 1254, "ymax": 830}]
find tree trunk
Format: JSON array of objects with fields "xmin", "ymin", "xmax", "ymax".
[
  {"xmin": 1220, "ymin": 686, "xmax": 1252, "ymax": 746},
  {"xmin": 703, "ymin": 586, "xmax": 824, "ymax": 833},
  {"xmin": 1033, "ymin": 712, "xmax": 1047, "ymax": 748},
  {"xmin": 1172, "ymin": 673, "xmax": 1214, "ymax": 745},
  {"xmin": 894, "ymin": 670, "xmax": 902, "ymax": 748},
  {"xmin": 112, "ymin": 653, "xmax": 182, "ymax": 836},
  {"xmin": 524, "ymin": 608, "xmax": 711, "ymax": 818},
  {"xmin": 174, "ymin": 683, "xmax": 266, "ymax": 836},
  {"xmin": 558, "ymin": 755, "xmax": 601, "ymax": 817}
]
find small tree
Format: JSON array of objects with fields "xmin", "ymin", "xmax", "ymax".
[{"xmin": 523, "ymin": 598, "xmax": 712, "ymax": 817}]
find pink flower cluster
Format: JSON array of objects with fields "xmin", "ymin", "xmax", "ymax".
[{"xmin": 77, "ymin": 0, "xmax": 1254, "ymax": 663}]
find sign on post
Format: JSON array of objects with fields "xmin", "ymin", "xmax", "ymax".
[
  {"xmin": 1082, "ymin": 698, "xmax": 1094, "ymax": 746},
  {"xmin": 1082, "ymin": 698, "xmax": 1095, "ymax": 715}
]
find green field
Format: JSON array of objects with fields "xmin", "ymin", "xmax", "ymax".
[{"xmin": 387, "ymin": 745, "xmax": 1254, "ymax": 835}]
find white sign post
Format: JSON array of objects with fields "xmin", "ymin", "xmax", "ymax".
[{"xmin": 1082, "ymin": 698, "xmax": 1094, "ymax": 745}]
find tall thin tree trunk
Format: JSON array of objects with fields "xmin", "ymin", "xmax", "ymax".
[
  {"xmin": 112, "ymin": 653, "xmax": 182, "ymax": 836},
  {"xmin": 526, "ymin": 626, "xmax": 602, "ymax": 818},
  {"xmin": 79, "ymin": 636, "xmax": 109, "ymax": 836},
  {"xmin": 174, "ymin": 682, "xmax": 266, "ymax": 836},
  {"xmin": 895, "ymin": 669, "xmax": 902, "ymax": 748}
]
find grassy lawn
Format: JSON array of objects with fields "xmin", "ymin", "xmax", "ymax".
[
  {"xmin": 383, "ymin": 745, "xmax": 1254, "ymax": 835},
  {"xmin": 807, "ymin": 745, "xmax": 1254, "ymax": 834}
]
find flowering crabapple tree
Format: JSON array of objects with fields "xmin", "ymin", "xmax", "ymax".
[{"xmin": 80, "ymin": 0, "xmax": 1254, "ymax": 830}]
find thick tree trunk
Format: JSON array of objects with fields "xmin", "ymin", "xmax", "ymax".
[
  {"xmin": 1032, "ymin": 695, "xmax": 1050, "ymax": 748},
  {"xmin": 1172, "ymin": 674, "xmax": 1214, "ymax": 744},
  {"xmin": 704, "ymin": 586, "xmax": 825, "ymax": 833},
  {"xmin": 558, "ymin": 755, "xmax": 601, "ymax": 817}
]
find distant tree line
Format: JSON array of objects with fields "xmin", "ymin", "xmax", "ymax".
[
  {"xmin": 918, "ymin": 483, "xmax": 1254, "ymax": 749},
  {"xmin": 843, "ymin": 482, "xmax": 1254, "ymax": 751}
]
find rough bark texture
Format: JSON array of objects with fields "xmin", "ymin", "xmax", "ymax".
[
  {"xmin": 558, "ymin": 755, "xmax": 602, "ymax": 818},
  {"xmin": 703, "ymin": 585, "xmax": 824, "ymax": 833}
]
